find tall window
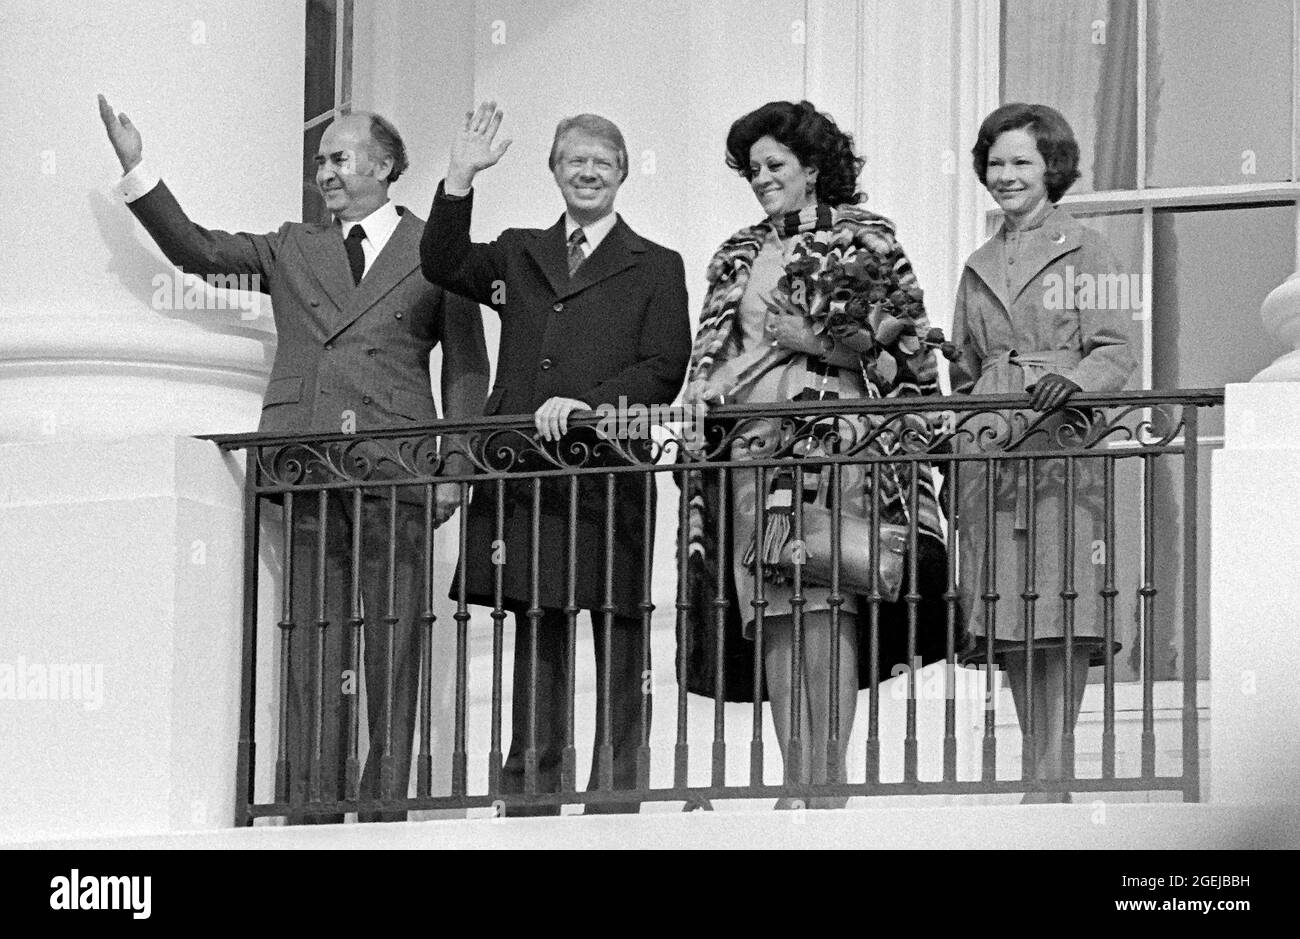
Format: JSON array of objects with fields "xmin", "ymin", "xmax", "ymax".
[
  {"xmin": 303, "ymin": 0, "xmax": 355, "ymax": 223},
  {"xmin": 1000, "ymin": 0, "xmax": 1298, "ymax": 682}
]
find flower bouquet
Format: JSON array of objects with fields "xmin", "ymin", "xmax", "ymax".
[{"xmin": 773, "ymin": 245, "xmax": 956, "ymax": 386}]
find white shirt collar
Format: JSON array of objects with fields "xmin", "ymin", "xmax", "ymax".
[
  {"xmin": 339, "ymin": 200, "xmax": 401, "ymax": 254},
  {"xmin": 564, "ymin": 210, "xmax": 619, "ymax": 255}
]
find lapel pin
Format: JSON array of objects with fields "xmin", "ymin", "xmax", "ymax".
[{"xmin": 1050, "ymin": 231, "xmax": 1066, "ymax": 244}]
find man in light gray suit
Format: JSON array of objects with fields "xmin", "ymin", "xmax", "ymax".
[{"xmin": 98, "ymin": 96, "xmax": 489, "ymax": 823}]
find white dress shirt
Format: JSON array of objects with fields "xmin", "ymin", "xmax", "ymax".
[{"xmin": 340, "ymin": 201, "xmax": 400, "ymax": 277}]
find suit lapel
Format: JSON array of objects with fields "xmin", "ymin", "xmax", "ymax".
[
  {"xmin": 299, "ymin": 224, "xmax": 355, "ymax": 313},
  {"xmin": 523, "ymin": 217, "xmax": 571, "ymax": 299},
  {"xmin": 560, "ymin": 216, "xmax": 645, "ymax": 300},
  {"xmin": 325, "ymin": 208, "xmax": 422, "ymax": 341}
]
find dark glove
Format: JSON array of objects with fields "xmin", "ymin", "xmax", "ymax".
[{"xmin": 1028, "ymin": 373, "xmax": 1081, "ymax": 411}]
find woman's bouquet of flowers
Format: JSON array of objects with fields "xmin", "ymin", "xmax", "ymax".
[{"xmin": 774, "ymin": 245, "xmax": 956, "ymax": 386}]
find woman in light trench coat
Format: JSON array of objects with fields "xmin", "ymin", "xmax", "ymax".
[{"xmin": 950, "ymin": 103, "xmax": 1136, "ymax": 802}]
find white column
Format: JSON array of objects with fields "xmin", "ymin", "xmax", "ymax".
[
  {"xmin": 0, "ymin": 0, "xmax": 301, "ymax": 838},
  {"xmin": 0, "ymin": 0, "xmax": 302, "ymax": 439},
  {"xmin": 1208, "ymin": 271, "xmax": 1300, "ymax": 803}
]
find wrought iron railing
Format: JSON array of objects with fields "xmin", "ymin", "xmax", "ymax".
[{"xmin": 206, "ymin": 388, "xmax": 1222, "ymax": 824}]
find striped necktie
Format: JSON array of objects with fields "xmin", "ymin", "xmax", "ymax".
[{"xmin": 567, "ymin": 228, "xmax": 587, "ymax": 277}]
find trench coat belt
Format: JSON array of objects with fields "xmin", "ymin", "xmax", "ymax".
[
  {"xmin": 980, "ymin": 348, "xmax": 1083, "ymax": 383},
  {"xmin": 979, "ymin": 349, "xmax": 1083, "ymax": 532}
]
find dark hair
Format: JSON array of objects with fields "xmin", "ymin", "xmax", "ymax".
[
  {"xmin": 358, "ymin": 111, "xmax": 409, "ymax": 184},
  {"xmin": 548, "ymin": 114, "xmax": 629, "ymax": 182},
  {"xmin": 724, "ymin": 100, "xmax": 865, "ymax": 206},
  {"xmin": 971, "ymin": 103, "xmax": 1080, "ymax": 202}
]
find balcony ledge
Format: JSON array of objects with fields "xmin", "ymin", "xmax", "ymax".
[{"xmin": 8, "ymin": 801, "xmax": 1298, "ymax": 851}]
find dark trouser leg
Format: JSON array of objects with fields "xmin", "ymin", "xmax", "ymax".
[
  {"xmin": 284, "ymin": 496, "xmax": 350, "ymax": 825},
  {"xmin": 357, "ymin": 497, "xmax": 425, "ymax": 823},
  {"xmin": 500, "ymin": 608, "xmax": 568, "ymax": 816},
  {"xmin": 585, "ymin": 612, "xmax": 649, "ymax": 815}
]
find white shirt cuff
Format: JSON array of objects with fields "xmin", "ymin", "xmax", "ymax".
[
  {"xmin": 442, "ymin": 180, "xmax": 472, "ymax": 198},
  {"xmin": 116, "ymin": 162, "xmax": 161, "ymax": 203}
]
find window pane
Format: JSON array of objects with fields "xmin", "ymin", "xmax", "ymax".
[
  {"xmin": 1002, "ymin": 0, "xmax": 1139, "ymax": 192},
  {"xmin": 303, "ymin": 122, "xmax": 329, "ymax": 224},
  {"xmin": 305, "ymin": 0, "xmax": 338, "ymax": 122},
  {"xmin": 1152, "ymin": 202, "xmax": 1297, "ymax": 433},
  {"xmin": 1146, "ymin": 0, "xmax": 1294, "ymax": 187}
]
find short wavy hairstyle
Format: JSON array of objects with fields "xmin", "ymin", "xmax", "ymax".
[
  {"xmin": 548, "ymin": 114, "xmax": 629, "ymax": 182},
  {"xmin": 356, "ymin": 111, "xmax": 409, "ymax": 184},
  {"xmin": 725, "ymin": 100, "xmax": 865, "ymax": 207},
  {"xmin": 971, "ymin": 102, "xmax": 1081, "ymax": 203}
]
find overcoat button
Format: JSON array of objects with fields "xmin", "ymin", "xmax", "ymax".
[
  {"xmin": 553, "ymin": 302, "xmax": 564, "ymax": 312},
  {"xmin": 540, "ymin": 358, "xmax": 553, "ymax": 370}
]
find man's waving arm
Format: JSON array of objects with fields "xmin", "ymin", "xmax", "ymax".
[
  {"xmin": 420, "ymin": 101, "xmax": 513, "ymax": 306},
  {"xmin": 99, "ymin": 94, "xmax": 279, "ymax": 285}
]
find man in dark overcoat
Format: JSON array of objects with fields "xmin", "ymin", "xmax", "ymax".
[{"xmin": 420, "ymin": 102, "xmax": 691, "ymax": 814}]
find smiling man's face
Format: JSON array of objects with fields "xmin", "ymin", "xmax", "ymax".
[
  {"xmin": 315, "ymin": 115, "xmax": 393, "ymax": 222},
  {"xmin": 552, "ymin": 131, "xmax": 623, "ymax": 225}
]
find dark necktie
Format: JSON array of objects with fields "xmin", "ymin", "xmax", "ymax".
[
  {"xmin": 567, "ymin": 228, "xmax": 587, "ymax": 277},
  {"xmin": 344, "ymin": 224, "xmax": 367, "ymax": 284}
]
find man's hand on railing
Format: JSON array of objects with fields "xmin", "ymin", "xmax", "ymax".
[{"xmin": 534, "ymin": 396, "xmax": 591, "ymax": 442}]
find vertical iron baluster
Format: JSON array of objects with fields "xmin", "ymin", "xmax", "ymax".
[
  {"xmin": 981, "ymin": 458, "xmax": 998, "ymax": 783},
  {"xmin": 1021, "ymin": 457, "xmax": 1038, "ymax": 785},
  {"xmin": 903, "ymin": 464, "xmax": 921, "ymax": 784},
  {"xmin": 599, "ymin": 473, "xmax": 616, "ymax": 791},
  {"xmin": 1102, "ymin": 455, "xmax": 1117, "ymax": 780},
  {"xmin": 787, "ymin": 462, "xmax": 806, "ymax": 793},
  {"xmin": 750, "ymin": 465, "xmax": 767, "ymax": 789},
  {"xmin": 562, "ymin": 476, "xmax": 579, "ymax": 794},
  {"xmin": 1180, "ymin": 406, "xmax": 1201, "ymax": 801},
  {"xmin": 488, "ymin": 479, "xmax": 506, "ymax": 797},
  {"xmin": 1061, "ymin": 457, "xmax": 1078, "ymax": 785},
  {"xmin": 235, "ymin": 459, "xmax": 262, "ymax": 827},
  {"xmin": 418, "ymin": 485, "xmax": 435, "ymax": 799},
  {"xmin": 711, "ymin": 466, "xmax": 729, "ymax": 788},
  {"xmin": 345, "ymin": 489, "xmax": 363, "ymax": 802},
  {"xmin": 453, "ymin": 482, "xmax": 471, "ymax": 797},
  {"xmin": 380, "ymin": 487, "xmax": 399, "ymax": 806},
  {"xmin": 525, "ymin": 477, "xmax": 542, "ymax": 797},
  {"xmin": 1140, "ymin": 453, "xmax": 1157, "ymax": 778},
  {"xmin": 637, "ymin": 469, "xmax": 655, "ymax": 791},
  {"xmin": 276, "ymin": 491, "xmax": 295, "ymax": 809},
  {"xmin": 942, "ymin": 458, "xmax": 959, "ymax": 782},
  {"xmin": 826, "ymin": 459, "xmax": 843, "ymax": 787},
  {"xmin": 674, "ymin": 466, "xmax": 691, "ymax": 790},
  {"xmin": 311, "ymin": 490, "xmax": 329, "ymax": 807},
  {"xmin": 864, "ymin": 462, "xmax": 882, "ymax": 785}
]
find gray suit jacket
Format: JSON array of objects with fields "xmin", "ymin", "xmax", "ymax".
[{"xmin": 128, "ymin": 181, "xmax": 489, "ymax": 463}]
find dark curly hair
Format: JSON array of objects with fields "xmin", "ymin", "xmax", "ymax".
[
  {"xmin": 971, "ymin": 102, "xmax": 1080, "ymax": 203},
  {"xmin": 725, "ymin": 100, "xmax": 865, "ymax": 206}
]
